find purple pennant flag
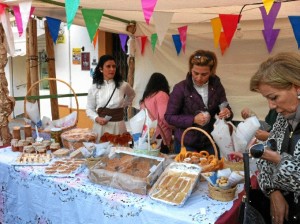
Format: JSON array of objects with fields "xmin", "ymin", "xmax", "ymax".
[
  {"xmin": 172, "ymin": 34, "xmax": 182, "ymax": 55},
  {"xmin": 46, "ymin": 17, "xmax": 61, "ymax": 44},
  {"xmin": 262, "ymin": 29, "xmax": 280, "ymax": 53},
  {"xmin": 289, "ymin": 16, "xmax": 300, "ymax": 49},
  {"xmin": 119, "ymin": 34, "xmax": 128, "ymax": 53},
  {"xmin": 259, "ymin": 2, "xmax": 281, "ymax": 31}
]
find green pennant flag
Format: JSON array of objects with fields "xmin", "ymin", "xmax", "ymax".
[
  {"xmin": 65, "ymin": 0, "xmax": 80, "ymax": 29},
  {"xmin": 81, "ymin": 8, "xmax": 104, "ymax": 42},
  {"xmin": 151, "ymin": 33, "xmax": 158, "ymax": 53}
]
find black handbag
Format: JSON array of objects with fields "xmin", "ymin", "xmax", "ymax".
[{"xmin": 239, "ymin": 153, "xmax": 270, "ymax": 224}]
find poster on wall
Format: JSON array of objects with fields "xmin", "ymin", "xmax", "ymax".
[
  {"xmin": 72, "ymin": 48, "xmax": 81, "ymax": 64},
  {"xmin": 81, "ymin": 52, "xmax": 90, "ymax": 71}
]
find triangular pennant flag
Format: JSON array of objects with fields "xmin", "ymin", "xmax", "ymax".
[
  {"xmin": 178, "ymin": 25, "xmax": 188, "ymax": 54},
  {"xmin": 141, "ymin": 36, "xmax": 147, "ymax": 55},
  {"xmin": 19, "ymin": 1, "xmax": 35, "ymax": 37},
  {"xmin": 219, "ymin": 32, "xmax": 228, "ymax": 55},
  {"xmin": 262, "ymin": 29, "xmax": 280, "ymax": 53},
  {"xmin": 0, "ymin": 10, "xmax": 15, "ymax": 56},
  {"xmin": 151, "ymin": 33, "xmax": 158, "ymax": 53},
  {"xmin": 153, "ymin": 11, "xmax": 174, "ymax": 45},
  {"xmin": 0, "ymin": 3, "xmax": 8, "ymax": 14},
  {"xmin": 81, "ymin": 8, "xmax": 104, "ymax": 42},
  {"xmin": 46, "ymin": 17, "xmax": 61, "ymax": 44},
  {"xmin": 211, "ymin": 17, "xmax": 222, "ymax": 48},
  {"xmin": 289, "ymin": 16, "xmax": 300, "ymax": 49},
  {"xmin": 219, "ymin": 14, "xmax": 240, "ymax": 47},
  {"xmin": 141, "ymin": 0, "xmax": 158, "ymax": 24},
  {"xmin": 259, "ymin": 2, "xmax": 281, "ymax": 31},
  {"xmin": 93, "ymin": 29, "xmax": 99, "ymax": 48},
  {"xmin": 65, "ymin": 0, "xmax": 80, "ymax": 29},
  {"xmin": 12, "ymin": 6, "xmax": 23, "ymax": 36},
  {"xmin": 172, "ymin": 34, "xmax": 182, "ymax": 55},
  {"xmin": 119, "ymin": 34, "xmax": 128, "ymax": 53},
  {"xmin": 263, "ymin": 0, "xmax": 275, "ymax": 15}
]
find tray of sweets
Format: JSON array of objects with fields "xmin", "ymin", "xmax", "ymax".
[
  {"xmin": 12, "ymin": 153, "xmax": 52, "ymax": 166},
  {"xmin": 148, "ymin": 162, "xmax": 201, "ymax": 206},
  {"xmin": 42, "ymin": 158, "xmax": 86, "ymax": 178}
]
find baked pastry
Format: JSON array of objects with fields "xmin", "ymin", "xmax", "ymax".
[
  {"xmin": 53, "ymin": 148, "xmax": 70, "ymax": 158},
  {"xmin": 61, "ymin": 128, "xmax": 97, "ymax": 149}
]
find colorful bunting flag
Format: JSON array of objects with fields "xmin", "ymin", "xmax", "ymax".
[
  {"xmin": 119, "ymin": 34, "xmax": 128, "ymax": 53},
  {"xmin": 81, "ymin": 8, "xmax": 104, "ymax": 42},
  {"xmin": 0, "ymin": 9, "xmax": 15, "ymax": 56},
  {"xmin": 259, "ymin": 2, "xmax": 281, "ymax": 31},
  {"xmin": 151, "ymin": 33, "xmax": 158, "ymax": 53},
  {"xmin": 172, "ymin": 34, "xmax": 182, "ymax": 55},
  {"xmin": 141, "ymin": 36, "xmax": 147, "ymax": 55},
  {"xmin": 19, "ymin": 2, "xmax": 35, "ymax": 37},
  {"xmin": 263, "ymin": 0, "xmax": 275, "ymax": 15},
  {"xmin": 178, "ymin": 26, "xmax": 188, "ymax": 54},
  {"xmin": 262, "ymin": 29, "xmax": 280, "ymax": 53},
  {"xmin": 141, "ymin": 0, "xmax": 158, "ymax": 24},
  {"xmin": 219, "ymin": 14, "xmax": 240, "ymax": 47},
  {"xmin": 289, "ymin": 16, "xmax": 300, "ymax": 49},
  {"xmin": 211, "ymin": 17, "xmax": 222, "ymax": 48},
  {"xmin": 65, "ymin": 0, "xmax": 80, "ymax": 29},
  {"xmin": 153, "ymin": 11, "xmax": 174, "ymax": 45},
  {"xmin": 12, "ymin": 6, "xmax": 23, "ymax": 36},
  {"xmin": 46, "ymin": 17, "xmax": 61, "ymax": 44},
  {"xmin": 0, "ymin": 3, "xmax": 8, "ymax": 14}
]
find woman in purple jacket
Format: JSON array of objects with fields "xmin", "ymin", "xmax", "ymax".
[{"xmin": 165, "ymin": 49, "xmax": 233, "ymax": 154}]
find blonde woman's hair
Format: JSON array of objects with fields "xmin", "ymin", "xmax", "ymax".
[
  {"xmin": 250, "ymin": 52, "xmax": 300, "ymax": 92},
  {"xmin": 189, "ymin": 50, "xmax": 218, "ymax": 75}
]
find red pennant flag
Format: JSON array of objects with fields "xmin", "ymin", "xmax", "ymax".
[
  {"xmin": 0, "ymin": 3, "xmax": 8, "ymax": 14},
  {"xmin": 178, "ymin": 25, "xmax": 188, "ymax": 54},
  {"xmin": 219, "ymin": 32, "xmax": 228, "ymax": 55},
  {"xmin": 141, "ymin": 36, "xmax": 147, "ymax": 55},
  {"xmin": 219, "ymin": 14, "xmax": 240, "ymax": 47}
]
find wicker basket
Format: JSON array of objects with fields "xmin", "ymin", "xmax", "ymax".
[
  {"xmin": 208, "ymin": 183, "xmax": 237, "ymax": 202},
  {"xmin": 24, "ymin": 78, "xmax": 79, "ymax": 140}
]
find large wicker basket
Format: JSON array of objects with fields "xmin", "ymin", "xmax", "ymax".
[
  {"xmin": 208, "ymin": 183, "xmax": 237, "ymax": 202},
  {"xmin": 24, "ymin": 78, "xmax": 79, "ymax": 140}
]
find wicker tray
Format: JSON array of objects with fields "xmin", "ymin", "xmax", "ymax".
[
  {"xmin": 208, "ymin": 183, "xmax": 237, "ymax": 202},
  {"xmin": 24, "ymin": 78, "xmax": 79, "ymax": 140}
]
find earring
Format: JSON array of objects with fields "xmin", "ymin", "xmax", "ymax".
[{"xmin": 298, "ymin": 92, "xmax": 300, "ymax": 99}]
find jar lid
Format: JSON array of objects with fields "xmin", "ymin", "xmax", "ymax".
[{"xmin": 51, "ymin": 128, "xmax": 62, "ymax": 132}]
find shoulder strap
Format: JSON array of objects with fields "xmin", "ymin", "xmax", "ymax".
[{"xmin": 99, "ymin": 86, "xmax": 117, "ymax": 112}]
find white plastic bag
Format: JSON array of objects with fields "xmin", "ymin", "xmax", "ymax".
[
  {"xmin": 25, "ymin": 101, "xmax": 42, "ymax": 127},
  {"xmin": 211, "ymin": 118, "xmax": 234, "ymax": 158},
  {"xmin": 129, "ymin": 109, "xmax": 146, "ymax": 141}
]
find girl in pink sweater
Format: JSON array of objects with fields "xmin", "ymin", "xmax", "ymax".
[{"xmin": 140, "ymin": 73, "xmax": 173, "ymax": 153}]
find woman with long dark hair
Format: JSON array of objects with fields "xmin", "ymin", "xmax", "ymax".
[
  {"xmin": 86, "ymin": 54, "xmax": 135, "ymax": 142},
  {"xmin": 140, "ymin": 72, "xmax": 172, "ymax": 153}
]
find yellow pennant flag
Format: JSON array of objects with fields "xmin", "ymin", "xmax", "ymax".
[
  {"xmin": 263, "ymin": 0, "xmax": 275, "ymax": 15},
  {"xmin": 211, "ymin": 17, "xmax": 222, "ymax": 48}
]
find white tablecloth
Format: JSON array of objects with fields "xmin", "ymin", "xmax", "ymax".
[{"xmin": 0, "ymin": 147, "xmax": 242, "ymax": 224}]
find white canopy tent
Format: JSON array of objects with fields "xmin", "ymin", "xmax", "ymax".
[{"xmin": 3, "ymin": 0, "xmax": 300, "ymax": 120}]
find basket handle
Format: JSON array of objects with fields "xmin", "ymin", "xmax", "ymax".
[
  {"xmin": 24, "ymin": 78, "xmax": 79, "ymax": 125},
  {"xmin": 180, "ymin": 127, "xmax": 219, "ymax": 158}
]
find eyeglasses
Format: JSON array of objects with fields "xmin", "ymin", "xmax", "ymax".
[{"xmin": 249, "ymin": 138, "xmax": 277, "ymax": 158}]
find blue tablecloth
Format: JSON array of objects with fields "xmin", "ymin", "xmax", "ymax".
[{"xmin": 0, "ymin": 147, "xmax": 242, "ymax": 224}]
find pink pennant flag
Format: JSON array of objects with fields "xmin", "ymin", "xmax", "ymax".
[
  {"xmin": 119, "ymin": 34, "xmax": 128, "ymax": 53},
  {"xmin": 141, "ymin": 36, "xmax": 148, "ymax": 55},
  {"xmin": 178, "ymin": 26, "xmax": 188, "ymax": 54},
  {"xmin": 13, "ymin": 6, "xmax": 23, "ymax": 36},
  {"xmin": 141, "ymin": 0, "xmax": 158, "ymax": 24}
]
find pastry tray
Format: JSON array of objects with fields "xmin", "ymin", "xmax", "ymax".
[
  {"xmin": 41, "ymin": 158, "xmax": 86, "ymax": 178},
  {"xmin": 11, "ymin": 153, "xmax": 53, "ymax": 166},
  {"xmin": 148, "ymin": 162, "xmax": 201, "ymax": 206}
]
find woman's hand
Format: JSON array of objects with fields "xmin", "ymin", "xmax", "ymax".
[
  {"xmin": 241, "ymin": 107, "xmax": 254, "ymax": 119},
  {"xmin": 218, "ymin": 108, "xmax": 231, "ymax": 119},
  {"xmin": 95, "ymin": 117, "xmax": 108, "ymax": 126},
  {"xmin": 270, "ymin": 191, "xmax": 289, "ymax": 224},
  {"xmin": 255, "ymin": 129, "xmax": 270, "ymax": 141},
  {"xmin": 194, "ymin": 112, "xmax": 210, "ymax": 126}
]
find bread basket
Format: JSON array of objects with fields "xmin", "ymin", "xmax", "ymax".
[{"xmin": 208, "ymin": 183, "xmax": 237, "ymax": 202}]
